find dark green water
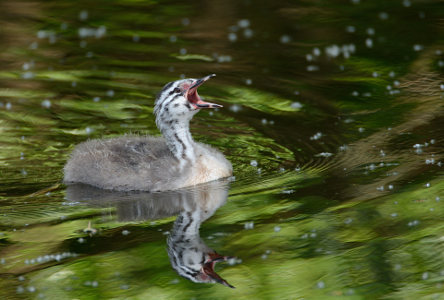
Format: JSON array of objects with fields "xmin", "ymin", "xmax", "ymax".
[{"xmin": 1, "ymin": 0, "xmax": 444, "ymax": 299}]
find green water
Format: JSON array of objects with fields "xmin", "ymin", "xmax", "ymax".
[{"xmin": 1, "ymin": 0, "xmax": 444, "ymax": 299}]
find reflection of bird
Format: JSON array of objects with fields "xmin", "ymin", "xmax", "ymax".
[
  {"xmin": 64, "ymin": 74, "xmax": 232, "ymax": 192},
  {"xmin": 166, "ymin": 181, "xmax": 235, "ymax": 288},
  {"xmin": 65, "ymin": 179, "xmax": 235, "ymax": 288}
]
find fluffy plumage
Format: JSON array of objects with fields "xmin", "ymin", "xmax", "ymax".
[{"xmin": 64, "ymin": 75, "xmax": 232, "ymax": 191}]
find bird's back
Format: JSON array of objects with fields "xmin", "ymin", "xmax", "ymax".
[{"xmin": 64, "ymin": 136, "xmax": 188, "ymax": 191}]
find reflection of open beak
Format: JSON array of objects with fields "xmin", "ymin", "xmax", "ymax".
[
  {"xmin": 186, "ymin": 74, "xmax": 222, "ymax": 109},
  {"xmin": 202, "ymin": 252, "xmax": 235, "ymax": 288}
]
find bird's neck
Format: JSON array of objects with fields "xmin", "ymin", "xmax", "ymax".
[{"xmin": 161, "ymin": 122, "xmax": 196, "ymax": 163}]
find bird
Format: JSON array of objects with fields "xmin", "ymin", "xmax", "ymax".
[{"xmin": 63, "ymin": 74, "xmax": 232, "ymax": 192}]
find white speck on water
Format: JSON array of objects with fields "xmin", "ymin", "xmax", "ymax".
[
  {"xmin": 413, "ymin": 44, "xmax": 424, "ymax": 51},
  {"xmin": 91, "ymin": 281, "xmax": 99, "ymax": 287},
  {"xmin": 344, "ymin": 218, "xmax": 353, "ymax": 224},
  {"xmin": 317, "ymin": 281, "xmax": 325, "ymax": 289},
  {"xmin": 243, "ymin": 28, "xmax": 253, "ymax": 38},
  {"xmin": 41, "ymin": 99, "xmax": 51, "ymax": 108},
  {"xmin": 106, "ymin": 90, "xmax": 114, "ymax": 97},
  {"xmin": 120, "ymin": 284, "xmax": 130, "ymax": 290},
  {"xmin": 169, "ymin": 35, "xmax": 177, "ymax": 43},
  {"xmin": 316, "ymin": 152, "xmax": 333, "ymax": 158},
  {"xmin": 388, "ymin": 184, "xmax": 394, "ymax": 190},
  {"xmin": 363, "ymin": 92, "xmax": 372, "ymax": 97},
  {"xmin": 280, "ymin": 35, "xmax": 291, "ymax": 44},
  {"xmin": 365, "ymin": 38, "xmax": 373, "ymax": 48},
  {"xmin": 85, "ymin": 127, "xmax": 93, "ymax": 135},
  {"xmin": 6, "ymin": 102, "xmax": 12, "ymax": 110},
  {"xmin": 29, "ymin": 42, "xmax": 38, "ymax": 49},
  {"xmin": 403, "ymin": 0, "xmax": 411, "ymax": 7},
  {"xmin": 391, "ymin": 212, "xmax": 398, "ymax": 217},
  {"xmin": 16, "ymin": 286, "xmax": 25, "ymax": 294},
  {"xmin": 386, "ymin": 85, "xmax": 392, "ymax": 90},
  {"xmin": 436, "ymin": 196, "xmax": 440, "ymax": 202},
  {"xmin": 339, "ymin": 144, "xmax": 348, "ymax": 151},
  {"xmin": 358, "ymin": 127, "xmax": 365, "ymax": 133},
  {"xmin": 425, "ymin": 182, "xmax": 430, "ymax": 188},
  {"xmin": 372, "ymin": 71, "xmax": 379, "ymax": 77},
  {"xmin": 306, "ymin": 65, "xmax": 319, "ymax": 72},
  {"xmin": 376, "ymin": 186, "xmax": 384, "ymax": 191},
  {"xmin": 366, "ymin": 28, "xmax": 375, "ymax": 35},
  {"xmin": 261, "ymin": 254, "xmax": 268, "ymax": 260},
  {"xmin": 245, "ymin": 78, "xmax": 252, "ymax": 85},
  {"xmin": 310, "ymin": 132, "xmax": 323, "ymax": 140},
  {"xmin": 291, "ymin": 102, "xmax": 302, "ymax": 109},
  {"xmin": 18, "ymin": 276, "xmax": 25, "ymax": 281},
  {"xmin": 274, "ymin": 226, "xmax": 281, "ymax": 232},
  {"xmin": 72, "ymin": 81, "xmax": 77, "ymax": 87},
  {"xmin": 408, "ymin": 220, "xmax": 420, "ymax": 227},
  {"xmin": 22, "ymin": 72, "xmax": 34, "ymax": 79},
  {"xmin": 422, "ymin": 272, "xmax": 429, "ymax": 280},
  {"xmin": 379, "ymin": 12, "xmax": 389, "ymax": 20},
  {"xmin": 430, "ymin": 139, "xmax": 435, "ymax": 144},
  {"xmin": 78, "ymin": 238, "xmax": 85, "ymax": 243},
  {"xmin": 229, "ymin": 104, "xmax": 242, "ymax": 112},
  {"xmin": 122, "ymin": 230, "xmax": 130, "ymax": 236},
  {"xmin": 79, "ymin": 10, "xmax": 88, "ymax": 21},
  {"xmin": 228, "ymin": 32, "xmax": 237, "ymax": 42},
  {"xmin": 238, "ymin": 19, "xmax": 250, "ymax": 28},
  {"xmin": 425, "ymin": 158, "xmax": 435, "ymax": 165},
  {"xmin": 27, "ymin": 285, "xmax": 36, "ymax": 292},
  {"xmin": 250, "ymin": 160, "xmax": 258, "ymax": 167},
  {"xmin": 346, "ymin": 25, "xmax": 355, "ymax": 33},
  {"xmin": 181, "ymin": 18, "xmax": 190, "ymax": 26},
  {"xmin": 440, "ymin": 84, "xmax": 444, "ymax": 91},
  {"xmin": 325, "ymin": 44, "xmax": 341, "ymax": 57},
  {"xmin": 306, "ymin": 54, "xmax": 314, "ymax": 62},
  {"xmin": 262, "ymin": 119, "xmax": 268, "ymax": 125},
  {"xmin": 352, "ymin": 91, "xmax": 359, "ymax": 96},
  {"xmin": 313, "ymin": 47, "xmax": 321, "ymax": 56},
  {"xmin": 389, "ymin": 71, "xmax": 396, "ymax": 77},
  {"xmin": 244, "ymin": 222, "xmax": 254, "ymax": 230},
  {"xmin": 179, "ymin": 48, "xmax": 187, "ymax": 55},
  {"xmin": 438, "ymin": 61, "xmax": 444, "ymax": 67},
  {"xmin": 93, "ymin": 97, "xmax": 101, "ymax": 102}
]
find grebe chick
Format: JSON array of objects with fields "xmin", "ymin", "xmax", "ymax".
[{"xmin": 64, "ymin": 74, "xmax": 232, "ymax": 192}]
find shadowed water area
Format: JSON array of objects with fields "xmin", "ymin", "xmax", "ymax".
[{"xmin": 1, "ymin": 0, "xmax": 444, "ymax": 299}]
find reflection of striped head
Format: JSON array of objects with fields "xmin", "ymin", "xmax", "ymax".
[{"xmin": 167, "ymin": 209, "xmax": 234, "ymax": 288}]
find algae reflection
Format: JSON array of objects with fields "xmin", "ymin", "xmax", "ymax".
[{"xmin": 66, "ymin": 179, "xmax": 235, "ymax": 288}]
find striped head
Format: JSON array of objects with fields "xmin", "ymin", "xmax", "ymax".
[{"xmin": 154, "ymin": 74, "xmax": 222, "ymax": 129}]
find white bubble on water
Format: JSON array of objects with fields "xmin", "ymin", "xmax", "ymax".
[
  {"xmin": 79, "ymin": 10, "xmax": 88, "ymax": 21},
  {"xmin": 280, "ymin": 35, "xmax": 291, "ymax": 44},
  {"xmin": 366, "ymin": 38, "xmax": 373, "ymax": 48},
  {"xmin": 238, "ymin": 19, "xmax": 250, "ymax": 28},
  {"xmin": 379, "ymin": 12, "xmax": 389, "ymax": 20},
  {"xmin": 413, "ymin": 44, "xmax": 424, "ymax": 51},
  {"xmin": 346, "ymin": 25, "xmax": 356, "ymax": 33},
  {"xmin": 228, "ymin": 32, "xmax": 237, "ymax": 42},
  {"xmin": 366, "ymin": 28, "xmax": 375, "ymax": 35},
  {"xmin": 41, "ymin": 99, "xmax": 51, "ymax": 108}
]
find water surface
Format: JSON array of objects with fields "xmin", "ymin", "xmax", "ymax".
[{"xmin": 1, "ymin": 0, "xmax": 444, "ymax": 299}]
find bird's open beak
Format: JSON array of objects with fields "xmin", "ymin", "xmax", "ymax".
[{"xmin": 186, "ymin": 74, "xmax": 222, "ymax": 109}]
